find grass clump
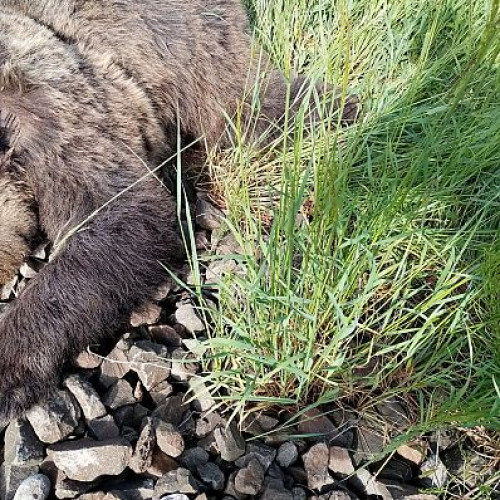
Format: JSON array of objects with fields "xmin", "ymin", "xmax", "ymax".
[{"xmin": 197, "ymin": 0, "xmax": 500, "ymax": 432}]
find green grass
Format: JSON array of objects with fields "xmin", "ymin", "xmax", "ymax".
[{"xmin": 189, "ymin": 0, "xmax": 500, "ymax": 434}]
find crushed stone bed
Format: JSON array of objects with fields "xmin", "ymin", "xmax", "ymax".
[{"xmin": 0, "ymin": 199, "xmax": 495, "ymax": 500}]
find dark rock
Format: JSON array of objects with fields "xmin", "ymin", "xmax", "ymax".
[
  {"xmin": 1, "ymin": 465, "xmax": 40, "ymax": 500},
  {"xmin": 114, "ymin": 404, "xmax": 149, "ymax": 429},
  {"xmin": 102, "ymin": 379, "xmax": 137, "ymax": 410},
  {"xmin": 152, "ymin": 394, "xmax": 188, "ymax": 427},
  {"xmin": 235, "ymin": 442, "xmax": 276, "ymax": 471},
  {"xmin": 376, "ymin": 399, "xmax": 410, "ymax": 431},
  {"xmin": 149, "ymin": 381, "xmax": 174, "ymax": 406},
  {"xmin": 179, "ymin": 447, "xmax": 209, "ymax": 472},
  {"xmin": 26, "ymin": 390, "xmax": 81, "ymax": 444},
  {"xmin": 149, "ymin": 325, "xmax": 182, "ymax": 349},
  {"xmin": 352, "ymin": 423, "xmax": 386, "ymax": 464},
  {"xmin": 260, "ymin": 479, "xmax": 293, "ymax": 500},
  {"xmin": 196, "ymin": 200, "xmax": 224, "ymax": 231},
  {"xmin": 88, "ymin": 415, "xmax": 120, "ymax": 441},
  {"xmin": 381, "ymin": 480, "xmax": 438, "ymax": 500},
  {"xmin": 147, "ymin": 448, "xmax": 178, "ymax": 479},
  {"xmin": 298, "ymin": 409, "xmax": 338, "ymax": 441},
  {"xmin": 376, "ymin": 457, "xmax": 413, "ymax": 482},
  {"xmin": 195, "ymin": 412, "xmax": 225, "ymax": 439},
  {"xmin": 129, "ymin": 341, "xmax": 171, "ymax": 391},
  {"xmin": 4, "ymin": 420, "xmax": 44, "ymax": 466},
  {"xmin": 197, "ymin": 462, "xmax": 225, "ymax": 491},
  {"xmin": 277, "ymin": 442, "xmax": 299, "ymax": 468}
]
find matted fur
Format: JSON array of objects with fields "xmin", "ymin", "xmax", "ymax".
[{"xmin": 0, "ymin": 0, "xmax": 357, "ymax": 420}]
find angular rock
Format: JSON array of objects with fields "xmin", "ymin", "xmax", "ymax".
[
  {"xmin": 147, "ymin": 449, "xmax": 178, "ymax": 479},
  {"xmin": 160, "ymin": 496, "xmax": 190, "ymax": 500},
  {"xmin": 419, "ymin": 454, "xmax": 447, "ymax": 489},
  {"xmin": 197, "ymin": 462, "xmax": 225, "ymax": 491},
  {"xmin": 196, "ymin": 200, "xmax": 224, "ymax": 231},
  {"xmin": 153, "ymin": 468, "xmax": 198, "ymax": 498},
  {"xmin": 277, "ymin": 442, "xmax": 299, "ymax": 468},
  {"xmin": 48, "ymin": 438, "xmax": 132, "ymax": 482},
  {"xmin": 170, "ymin": 349, "xmax": 199, "ymax": 382},
  {"xmin": 235, "ymin": 443, "xmax": 276, "ymax": 471},
  {"xmin": 149, "ymin": 325, "xmax": 182, "ymax": 349},
  {"xmin": 129, "ymin": 420, "xmax": 156, "ymax": 474},
  {"xmin": 102, "ymin": 379, "xmax": 137, "ymax": 410},
  {"xmin": 298, "ymin": 409, "xmax": 337, "ymax": 441},
  {"xmin": 1, "ymin": 465, "xmax": 40, "ymax": 500},
  {"xmin": 382, "ymin": 480, "xmax": 438, "ymax": 500},
  {"xmin": 214, "ymin": 422, "xmax": 246, "ymax": 462},
  {"xmin": 74, "ymin": 351, "xmax": 102, "ymax": 370},
  {"xmin": 376, "ymin": 399, "xmax": 410, "ymax": 430},
  {"xmin": 260, "ymin": 479, "xmax": 293, "ymax": 500},
  {"xmin": 178, "ymin": 447, "xmax": 209, "ymax": 472},
  {"xmin": 302, "ymin": 443, "xmax": 335, "ymax": 491},
  {"xmin": 350, "ymin": 469, "xmax": 392, "ymax": 500},
  {"xmin": 114, "ymin": 404, "xmax": 149, "ymax": 430},
  {"xmin": 130, "ymin": 302, "xmax": 162, "ymax": 328},
  {"xmin": 155, "ymin": 422, "xmax": 185, "ymax": 458},
  {"xmin": 129, "ymin": 342, "xmax": 171, "ymax": 390},
  {"xmin": 396, "ymin": 444, "xmax": 425, "ymax": 466},
  {"xmin": 149, "ymin": 381, "xmax": 174, "ymax": 406},
  {"xmin": 99, "ymin": 343, "xmax": 131, "ymax": 388},
  {"xmin": 234, "ymin": 458, "xmax": 265, "ymax": 495},
  {"xmin": 64, "ymin": 375, "xmax": 107, "ymax": 421},
  {"xmin": 4, "ymin": 420, "xmax": 44, "ymax": 466},
  {"xmin": 188, "ymin": 378, "xmax": 215, "ymax": 412},
  {"xmin": 13, "ymin": 474, "xmax": 51, "ymax": 500},
  {"xmin": 328, "ymin": 446, "xmax": 354, "ymax": 477},
  {"xmin": 26, "ymin": 390, "xmax": 81, "ymax": 444},
  {"xmin": 87, "ymin": 415, "xmax": 120, "ymax": 441},
  {"xmin": 175, "ymin": 304, "xmax": 205, "ymax": 334},
  {"xmin": 353, "ymin": 423, "xmax": 386, "ymax": 464}
]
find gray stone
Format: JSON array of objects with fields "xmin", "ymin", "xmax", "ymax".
[
  {"xmin": 13, "ymin": 474, "xmax": 51, "ymax": 500},
  {"xmin": 160, "ymin": 496, "xmax": 190, "ymax": 500},
  {"xmin": 130, "ymin": 302, "xmax": 162, "ymax": 327},
  {"xmin": 129, "ymin": 342, "xmax": 171, "ymax": 391},
  {"xmin": 152, "ymin": 394, "xmax": 187, "ymax": 427},
  {"xmin": 291, "ymin": 486, "xmax": 307, "ymax": 500},
  {"xmin": 88, "ymin": 415, "xmax": 120, "ymax": 441},
  {"xmin": 277, "ymin": 442, "xmax": 299, "ymax": 468},
  {"xmin": 64, "ymin": 375, "xmax": 107, "ymax": 421},
  {"xmin": 234, "ymin": 458, "xmax": 265, "ymax": 496},
  {"xmin": 188, "ymin": 378, "xmax": 215, "ymax": 412},
  {"xmin": 74, "ymin": 351, "xmax": 102, "ymax": 370},
  {"xmin": 195, "ymin": 412, "xmax": 224, "ymax": 439},
  {"xmin": 149, "ymin": 325, "xmax": 182, "ymax": 349},
  {"xmin": 175, "ymin": 304, "xmax": 205, "ymax": 333},
  {"xmin": 328, "ymin": 446, "xmax": 354, "ymax": 477},
  {"xmin": 298, "ymin": 409, "xmax": 338, "ymax": 441},
  {"xmin": 196, "ymin": 200, "xmax": 224, "ymax": 231},
  {"xmin": 302, "ymin": 443, "xmax": 335, "ymax": 491},
  {"xmin": 153, "ymin": 468, "xmax": 198, "ymax": 498},
  {"xmin": 214, "ymin": 422, "xmax": 246, "ymax": 462},
  {"xmin": 205, "ymin": 259, "xmax": 238, "ymax": 284},
  {"xmin": 155, "ymin": 422, "xmax": 185, "ymax": 458},
  {"xmin": 102, "ymin": 379, "xmax": 137, "ymax": 410},
  {"xmin": 197, "ymin": 462, "xmax": 225, "ymax": 491},
  {"xmin": 235, "ymin": 443, "xmax": 276, "ymax": 471},
  {"xmin": 353, "ymin": 423, "xmax": 386, "ymax": 464},
  {"xmin": 147, "ymin": 449, "xmax": 178, "ymax": 479},
  {"xmin": 260, "ymin": 479, "xmax": 294, "ymax": 500},
  {"xmin": 382, "ymin": 480, "xmax": 438, "ymax": 500},
  {"xmin": 1, "ymin": 465, "xmax": 40, "ymax": 500},
  {"xmin": 99, "ymin": 342, "xmax": 132, "ymax": 388},
  {"xmin": 129, "ymin": 420, "xmax": 155, "ymax": 474},
  {"xmin": 310, "ymin": 492, "xmax": 353, "ymax": 500},
  {"xmin": 170, "ymin": 349, "xmax": 199, "ymax": 383},
  {"xmin": 48, "ymin": 438, "xmax": 132, "ymax": 482},
  {"xmin": 255, "ymin": 414, "xmax": 279, "ymax": 432},
  {"xmin": 419, "ymin": 454, "xmax": 447, "ymax": 488},
  {"xmin": 351, "ymin": 469, "xmax": 392, "ymax": 500},
  {"xmin": 26, "ymin": 390, "xmax": 81, "ymax": 444},
  {"xmin": 4, "ymin": 420, "xmax": 44, "ymax": 466},
  {"xmin": 149, "ymin": 381, "xmax": 174, "ymax": 406},
  {"xmin": 376, "ymin": 399, "xmax": 410, "ymax": 430}
]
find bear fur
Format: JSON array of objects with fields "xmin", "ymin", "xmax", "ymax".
[{"xmin": 0, "ymin": 0, "xmax": 357, "ymax": 420}]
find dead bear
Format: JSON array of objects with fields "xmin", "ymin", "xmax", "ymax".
[{"xmin": 0, "ymin": 0, "xmax": 357, "ymax": 420}]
